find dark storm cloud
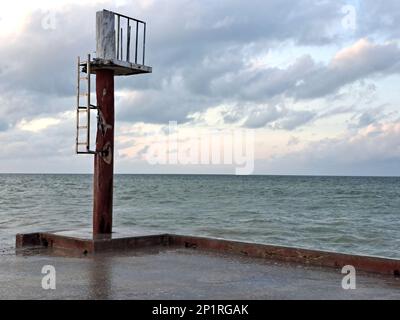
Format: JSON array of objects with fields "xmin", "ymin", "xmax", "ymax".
[
  {"xmin": 2, "ymin": 0, "xmax": 400, "ymax": 175},
  {"xmin": 0, "ymin": 5, "xmax": 99, "ymax": 127},
  {"xmin": 244, "ymin": 105, "xmax": 285, "ymax": 129},
  {"xmin": 0, "ymin": 119, "xmax": 8, "ymax": 131},
  {"xmin": 358, "ymin": 0, "xmax": 400, "ymax": 40},
  {"xmin": 243, "ymin": 104, "xmax": 316, "ymax": 130},
  {"xmin": 276, "ymin": 110, "xmax": 316, "ymax": 130},
  {"xmin": 348, "ymin": 104, "xmax": 395, "ymax": 129},
  {"xmin": 118, "ymin": 38, "xmax": 400, "ymax": 125},
  {"xmin": 142, "ymin": 0, "xmax": 343, "ymax": 67},
  {"xmin": 116, "ymin": 88, "xmax": 216, "ymax": 124},
  {"xmin": 0, "ymin": 7, "xmax": 95, "ymax": 97},
  {"xmin": 187, "ymin": 39, "xmax": 400, "ymax": 103},
  {"xmin": 2, "ymin": 0, "xmax": 399, "ymax": 127},
  {"xmin": 293, "ymin": 40, "xmax": 400, "ymax": 100},
  {"xmin": 112, "ymin": 0, "xmax": 345, "ymax": 124}
]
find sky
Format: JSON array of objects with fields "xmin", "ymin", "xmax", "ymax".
[{"xmin": 0, "ymin": 0, "xmax": 400, "ymax": 175}]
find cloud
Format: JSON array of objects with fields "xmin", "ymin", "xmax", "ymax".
[
  {"xmin": 287, "ymin": 136, "xmax": 300, "ymax": 147},
  {"xmin": 16, "ymin": 117, "xmax": 61, "ymax": 133},
  {"xmin": 275, "ymin": 110, "xmax": 316, "ymax": 130},
  {"xmin": 293, "ymin": 39, "xmax": 400, "ymax": 99},
  {"xmin": 0, "ymin": 119, "xmax": 8, "ymax": 131},
  {"xmin": 257, "ymin": 120, "xmax": 400, "ymax": 176},
  {"xmin": 128, "ymin": 38, "xmax": 400, "ymax": 125},
  {"xmin": 244, "ymin": 105, "xmax": 285, "ymax": 128},
  {"xmin": 358, "ymin": 0, "xmax": 400, "ymax": 39},
  {"xmin": 1, "ymin": 0, "xmax": 400, "ymax": 174},
  {"xmin": 243, "ymin": 104, "xmax": 316, "ymax": 130},
  {"xmin": 348, "ymin": 104, "xmax": 396, "ymax": 129},
  {"xmin": 116, "ymin": 37, "xmax": 400, "ymax": 126},
  {"xmin": 208, "ymin": 39, "xmax": 400, "ymax": 103},
  {"xmin": 0, "ymin": 0, "xmax": 347, "ymax": 126},
  {"xmin": 0, "ymin": 7, "xmax": 95, "ymax": 97}
]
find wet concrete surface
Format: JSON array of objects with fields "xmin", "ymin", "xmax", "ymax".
[
  {"xmin": 1, "ymin": 247, "xmax": 400, "ymax": 300},
  {"xmin": 51, "ymin": 227, "xmax": 161, "ymax": 239}
]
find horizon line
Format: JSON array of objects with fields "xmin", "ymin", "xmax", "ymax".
[{"xmin": 0, "ymin": 172, "xmax": 399, "ymax": 178}]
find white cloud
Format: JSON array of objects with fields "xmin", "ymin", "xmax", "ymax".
[
  {"xmin": 1, "ymin": 0, "xmax": 400, "ymax": 174},
  {"xmin": 255, "ymin": 119, "xmax": 400, "ymax": 176},
  {"xmin": 16, "ymin": 117, "xmax": 61, "ymax": 133}
]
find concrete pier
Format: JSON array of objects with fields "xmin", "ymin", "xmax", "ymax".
[
  {"xmin": 16, "ymin": 229, "xmax": 400, "ymax": 276},
  {"xmin": 10, "ymin": 229, "xmax": 400, "ymax": 299},
  {"xmin": 3, "ymin": 243, "xmax": 400, "ymax": 299}
]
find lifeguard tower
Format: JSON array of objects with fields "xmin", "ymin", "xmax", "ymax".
[
  {"xmin": 76, "ymin": 10, "xmax": 152, "ymax": 236},
  {"xmin": 15, "ymin": 10, "xmax": 400, "ymax": 288}
]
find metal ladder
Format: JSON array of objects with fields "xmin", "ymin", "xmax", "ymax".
[{"xmin": 76, "ymin": 54, "xmax": 98, "ymax": 154}]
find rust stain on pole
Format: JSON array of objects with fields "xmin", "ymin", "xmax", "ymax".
[{"xmin": 93, "ymin": 69, "xmax": 115, "ymax": 235}]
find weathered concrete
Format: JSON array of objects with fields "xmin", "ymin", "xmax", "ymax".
[
  {"xmin": 93, "ymin": 10, "xmax": 152, "ymax": 76},
  {"xmin": 96, "ymin": 10, "xmax": 115, "ymax": 60},
  {"xmin": 16, "ymin": 229, "xmax": 400, "ymax": 277},
  {"xmin": 90, "ymin": 59, "xmax": 152, "ymax": 76},
  {"xmin": 2, "ymin": 247, "xmax": 400, "ymax": 300}
]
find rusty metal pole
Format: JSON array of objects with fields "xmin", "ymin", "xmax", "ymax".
[
  {"xmin": 93, "ymin": 69, "xmax": 114, "ymax": 235},
  {"xmin": 93, "ymin": 10, "xmax": 116, "ymax": 236},
  {"xmin": 91, "ymin": 10, "xmax": 151, "ymax": 236}
]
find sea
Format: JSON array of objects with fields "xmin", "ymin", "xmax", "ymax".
[{"xmin": 0, "ymin": 174, "xmax": 399, "ymax": 258}]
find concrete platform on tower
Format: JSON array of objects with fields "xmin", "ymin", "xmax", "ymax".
[{"xmin": 85, "ymin": 58, "xmax": 152, "ymax": 76}]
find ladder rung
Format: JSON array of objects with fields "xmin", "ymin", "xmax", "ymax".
[
  {"xmin": 79, "ymin": 93, "xmax": 88, "ymax": 96},
  {"xmin": 78, "ymin": 126, "xmax": 88, "ymax": 129},
  {"xmin": 78, "ymin": 109, "xmax": 87, "ymax": 112},
  {"xmin": 78, "ymin": 105, "xmax": 97, "ymax": 110},
  {"xmin": 80, "ymin": 76, "xmax": 88, "ymax": 80},
  {"xmin": 77, "ymin": 142, "xmax": 88, "ymax": 145}
]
